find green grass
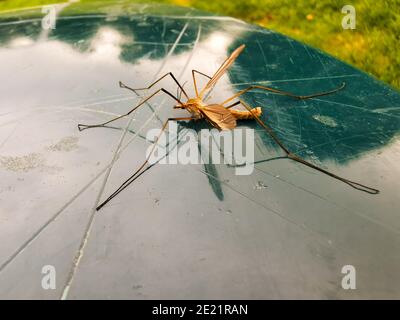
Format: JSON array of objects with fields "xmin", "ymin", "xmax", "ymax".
[
  {"xmin": 1, "ymin": 0, "xmax": 399, "ymax": 90},
  {"xmin": 185, "ymin": 0, "xmax": 400, "ymax": 90}
]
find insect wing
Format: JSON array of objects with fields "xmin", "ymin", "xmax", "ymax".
[
  {"xmin": 201, "ymin": 104, "xmax": 237, "ymax": 130},
  {"xmin": 199, "ymin": 44, "xmax": 245, "ymax": 97}
]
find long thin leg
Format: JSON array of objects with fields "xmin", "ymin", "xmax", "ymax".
[
  {"xmin": 221, "ymin": 82, "xmax": 346, "ymax": 106},
  {"xmin": 96, "ymin": 116, "xmax": 195, "ymax": 210},
  {"xmin": 77, "ymin": 88, "xmax": 182, "ymax": 131},
  {"xmin": 192, "ymin": 69, "xmax": 212, "ymax": 97},
  {"xmin": 191, "ymin": 69, "xmax": 242, "ymax": 110},
  {"xmin": 177, "ymin": 81, "xmax": 188, "ymax": 101},
  {"xmin": 120, "ymin": 72, "xmax": 189, "ymax": 100},
  {"xmin": 239, "ymin": 100, "xmax": 379, "ymax": 194},
  {"xmin": 225, "ymin": 101, "xmax": 241, "ymax": 109},
  {"xmin": 120, "ymin": 81, "xmax": 183, "ymax": 105}
]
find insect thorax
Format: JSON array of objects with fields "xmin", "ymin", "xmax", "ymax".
[{"xmin": 183, "ymin": 98, "xmax": 205, "ymax": 119}]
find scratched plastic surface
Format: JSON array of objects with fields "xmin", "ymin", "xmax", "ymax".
[{"xmin": 0, "ymin": 2, "xmax": 400, "ymax": 299}]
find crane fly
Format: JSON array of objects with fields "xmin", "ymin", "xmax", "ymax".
[{"xmin": 77, "ymin": 44, "xmax": 379, "ymax": 210}]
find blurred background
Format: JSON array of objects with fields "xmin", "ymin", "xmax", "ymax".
[{"xmin": 0, "ymin": 0, "xmax": 399, "ymax": 90}]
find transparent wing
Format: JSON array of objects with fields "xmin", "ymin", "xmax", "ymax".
[
  {"xmin": 201, "ymin": 104, "xmax": 237, "ymax": 130},
  {"xmin": 198, "ymin": 44, "xmax": 245, "ymax": 98}
]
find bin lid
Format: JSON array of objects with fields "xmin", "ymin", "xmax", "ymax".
[{"xmin": 0, "ymin": 1, "xmax": 399, "ymax": 299}]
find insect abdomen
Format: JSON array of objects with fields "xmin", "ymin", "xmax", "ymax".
[{"xmin": 230, "ymin": 107, "xmax": 262, "ymax": 120}]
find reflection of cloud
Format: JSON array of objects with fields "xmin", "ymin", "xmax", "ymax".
[
  {"xmin": 0, "ymin": 30, "xmax": 137, "ymax": 111},
  {"xmin": 122, "ymin": 30, "xmax": 240, "ymax": 103},
  {"xmin": 8, "ymin": 37, "xmax": 34, "ymax": 48},
  {"xmin": 202, "ymin": 32, "xmax": 234, "ymax": 55},
  {"xmin": 89, "ymin": 27, "xmax": 132, "ymax": 61},
  {"xmin": 198, "ymin": 32, "xmax": 236, "ymax": 77},
  {"xmin": 0, "ymin": 26, "xmax": 244, "ymax": 115}
]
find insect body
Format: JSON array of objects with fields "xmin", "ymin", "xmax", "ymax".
[
  {"xmin": 171, "ymin": 45, "xmax": 262, "ymax": 129},
  {"xmin": 78, "ymin": 44, "xmax": 379, "ymax": 210},
  {"xmin": 176, "ymin": 97, "xmax": 262, "ymax": 129}
]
